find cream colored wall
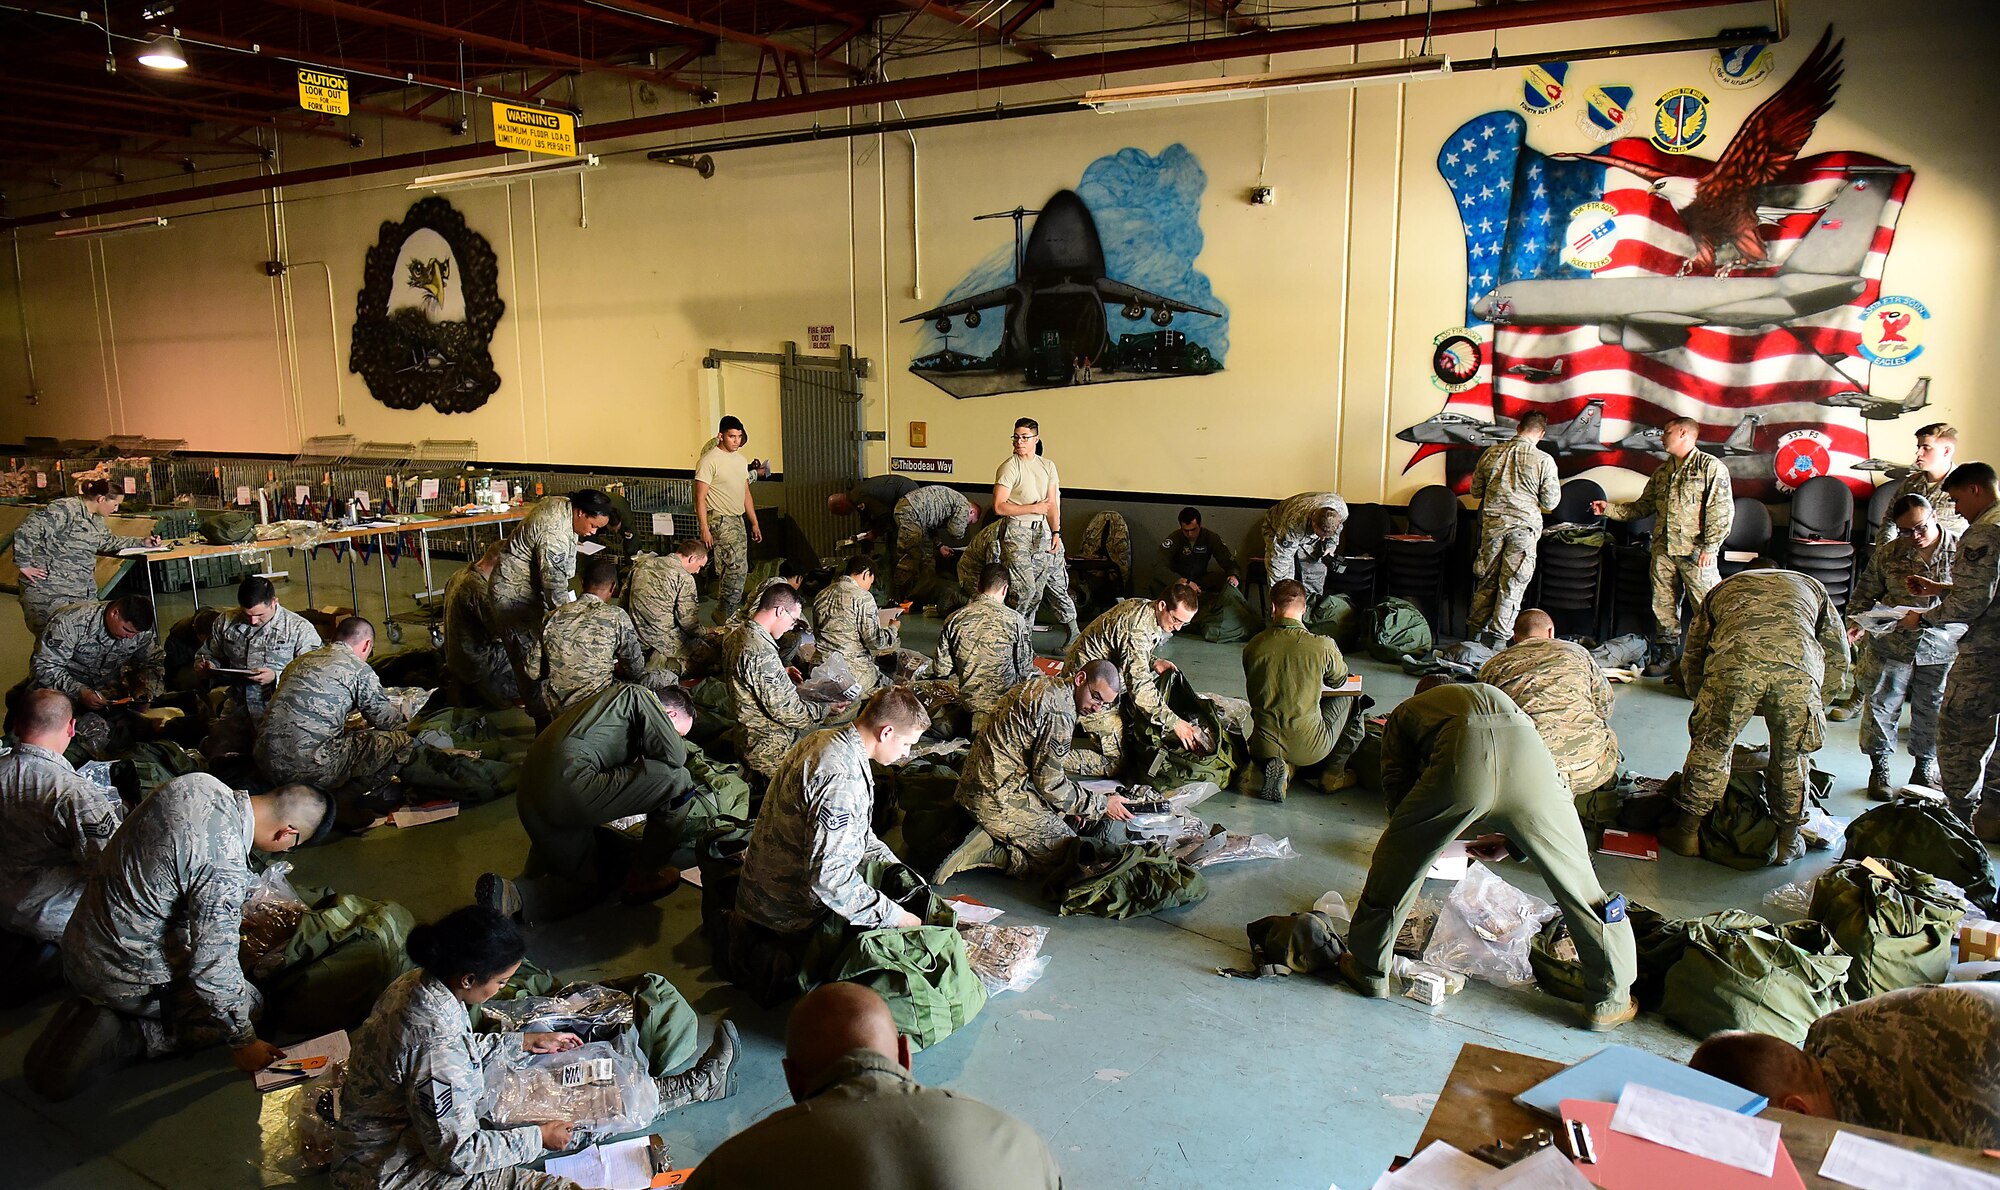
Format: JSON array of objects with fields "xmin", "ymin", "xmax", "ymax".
[{"xmin": 0, "ymin": 0, "xmax": 1992, "ymax": 505}]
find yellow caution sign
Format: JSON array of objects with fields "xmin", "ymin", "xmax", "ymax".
[
  {"xmin": 297, "ymin": 69, "xmax": 350, "ymax": 116},
  {"xmin": 491, "ymin": 102, "xmax": 577, "ymax": 158}
]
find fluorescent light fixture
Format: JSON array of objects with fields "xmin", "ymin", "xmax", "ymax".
[
  {"xmin": 409, "ymin": 155, "xmax": 601, "ymax": 192},
  {"xmin": 137, "ymin": 33, "xmax": 189, "ymax": 70},
  {"xmin": 51, "ymin": 216, "xmax": 170, "ymax": 240},
  {"xmin": 1084, "ymin": 54, "xmax": 1451, "ymax": 112}
]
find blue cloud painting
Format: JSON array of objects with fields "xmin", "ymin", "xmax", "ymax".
[{"xmin": 909, "ymin": 143, "xmax": 1228, "ymax": 395}]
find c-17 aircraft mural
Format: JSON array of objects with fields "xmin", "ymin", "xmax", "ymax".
[
  {"xmin": 1469, "ymin": 168, "xmax": 1905, "ymax": 354},
  {"xmin": 1396, "ymin": 398, "xmax": 1612, "ymax": 455}
]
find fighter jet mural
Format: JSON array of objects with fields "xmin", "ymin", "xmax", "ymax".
[
  {"xmin": 1402, "ymin": 27, "xmax": 1922, "ymax": 500},
  {"xmin": 906, "ymin": 146, "xmax": 1228, "ymax": 398},
  {"xmin": 1399, "ymin": 399, "xmax": 1613, "ymax": 456},
  {"xmin": 1815, "ymin": 376, "xmax": 1930, "ymax": 421}
]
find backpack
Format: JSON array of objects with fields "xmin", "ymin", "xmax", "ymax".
[
  {"xmin": 1364, "ymin": 596, "xmax": 1433, "ymax": 663},
  {"xmin": 1301, "ymin": 592, "xmax": 1360, "ymax": 649},
  {"xmin": 1843, "ymin": 796, "xmax": 1999, "ymax": 915},
  {"xmin": 1660, "ymin": 918, "xmax": 1851, "ymax": 1043},
  {"xmin": 200, "ymin": 511, "xmax": 257, "ymax": 545},
  {"xmin": 1808, "ymin": 857, "xmax": 1964, "ymax": 1000}
]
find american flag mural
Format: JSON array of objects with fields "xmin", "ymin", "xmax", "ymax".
[{"xmin": 1403, "ymin": 32, "xmax": 1915, "ymax": 499}]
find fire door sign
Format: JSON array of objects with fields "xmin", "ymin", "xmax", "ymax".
[{"xmin": 808, "ymin": 325, "xmax": 835, "ymax": 350}]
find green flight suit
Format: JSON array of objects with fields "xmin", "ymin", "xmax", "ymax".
[
  {"xmin": 513, "ymin": 683, "xmax": 696, "ymax": 923},
  {"xmin": 1348, "ymin": 683, "xmax": 1636, "ymax": 1011},
  {"xmin": 1241, "ymin": 615, "xmax": 1363, "ymax": 771}
]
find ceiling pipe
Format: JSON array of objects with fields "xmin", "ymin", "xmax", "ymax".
[{"xmin": 2, "ymin": 0, "xmax": 1755, "ymax": 230}]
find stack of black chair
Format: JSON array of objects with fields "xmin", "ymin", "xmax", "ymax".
[
  {"xmin": 1610, "ymin": 514, "xmax": 1655, "ymax": 638},
  {"xmin": 1786, "ymin": 476, "xmax": 1856, "ymax": 605},
  {"xmin": 1385, "ymin": 485, "xmax": 1459, "ymax": 631},
  {"xmin": 1532, "ymin": 478, "xmax": 1608, "ymax": 639},
  {"xmin": 1857, "ymin": 480, "xmax": 1897, "ymax": 577},
  {"xmin": 1718, "ymin": 496, "xmax": 1774, "ymax": 578},
  {"xmin": 1327, "ymin": 503, "xmax": 1389, "ymax": 605}
]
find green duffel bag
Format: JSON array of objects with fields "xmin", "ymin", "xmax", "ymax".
[
  {"xmin": 1246, "ymin": 911, "xmax": 1346, "ymax": 977},
  {"xmin": 1133, "ymin": 669, "xmax": 1244, "ymax": 790},
  {"xmin": 1628, "ymin": 906, "xmax": 1769, "ymax": 1010},
  {"xmin": 599, "ymin": 972, "xmax": 702, "ymax": 1076},
  {"xmin": 1364, "ymin": 596, "xmax": 1433, "ymax": 663},
  {"xmin": 682, "ymin": 742, "xmax": 753, "ymax": 837},
  {"xmin": 110, "ymin": 740, "xmax": 206, "ymax": 803},
  {"xmin": 817, "ymin": 924, "xmax": 986, "ymax": 1052},
  {"xmin": 1661, "ymin": 918, "xmax": 1851, "ymax": 1044},
  {"xmin": 1808, "ymin": 857, "xmax": 1965, "ymax": 1000},
  {"xmin": 1194, "ymin": 583, "xmax": 1264, "ymax": 645},
  {"xmin": 1699, "ymin": 768, "xmax": 1780, "ymax": 870},
  {"xmin": 1047, "ymin": 836, "xmax": 1209, "ymax": 919},
  {"xmin": 200, "ymin": 510, "xmax": 257, "ymax": 545},
  {"xmin": 257, "ymin": 892, "xmax": 417, "ymax": 1038},
  {"xmin": 887, "ymin": 757, "xmax": 973, "ymax": 875},
  {"xmin": 1529, "ymin": 900, "xmax": 1697, "ymax": 1008},
  {"xmin": 695, "ymin": 815, "xmax": 755, "ymax": 959},
  {"xmin": 1844, "ymin": 795, "xmax": 1999, "ymax": 915},
  {"xmin": 1302, "ymin": 592, "xmax": 1360, "ymax": 650}
]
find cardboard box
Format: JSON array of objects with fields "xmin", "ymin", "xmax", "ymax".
[{"xmin": 1959, "ymin": 918, "xmax": 2000, "ymax": 963}]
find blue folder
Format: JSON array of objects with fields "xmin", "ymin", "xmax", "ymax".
[{"xmin": 1514, "ymin": 1044, "xmax": 1769, "ymax": 1118}]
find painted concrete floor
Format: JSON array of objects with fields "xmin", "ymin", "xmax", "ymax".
[{"xmin": 0, "ymin": 559, "xmax": 1906, "ymax": 1189}]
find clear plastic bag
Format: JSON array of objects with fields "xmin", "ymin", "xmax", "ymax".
[
  {"xmin": 1182, "ymin": 832, "xmax": 1298, "ymax": 868},
  {"xmin": 797, "ymin": 652, "xmax": 863, "ymax": 703},
  {"xmin": 239, "ymin": 861, "xmax": 308, "ymax": 977},
  {"xmin": 380, "ymin": 686, "xmax": 434, "ymax": 722},
  {"xmin": 1420, "ymin": 863, "xmax": 1558, "ymax": 988},
  {"xmin": 482, "ymin": 1034, "xmax": 659, "ymax": 1136},
  {"xmin": 1313, "ymin": 891, "xmax": 1353, "ymax": 925},
  {"xmin": 958, "ymin": 923, "xmax": 1051, "ymax": 995},
  {"xmin": 1165, "ymin": 780, "xmax": 1221, "ymax": 814},
  {"xmin": 1199, "ymin": 692, "xmax": 1254, "ymax": 740},
  {"xmin": 256, "ymin": 1061, "xmax": 344, "ymax": 1178},
  {"xmin": 1762, "ymin": 879, "xmax": 1815, "ymax": 917},
  {"xmin": 479, "ymin": 983, "xmax": 636, "ymax": 1042},
  {"xmin": 1800, "ymin": 807, "xmax": 1847, "ymax": 851}
]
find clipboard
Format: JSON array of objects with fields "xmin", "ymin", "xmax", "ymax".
[{"xmin": 1559, "ymin": 1099, "xmax": 1805, "ymax": 1190}]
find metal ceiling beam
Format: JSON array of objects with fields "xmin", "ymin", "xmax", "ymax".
[
  {"xmin": 0, "ymin": 111, "xmax": 205, "ymax": 145},
  {"xmin": 3, "ymin": 0, "xmax": 1754, "ymax": 229},
  {"xmin": 770, "ymin": 0, "xmax": 871, "ymax": 56},
  {"xmin": 0, "ymin": 75, "xmax": 359, "ymax": 141},
  {"xmin": 260, "ymin": 0, "xmax": 717, "ymax": 96},
  {"xmin": 1193, "ymin": 0, "xmax": 1266, "ymax": 34},
  {"xmin": 998, "ymin": 0, "xmax": 1056, "ymax": 39},
  {"xmin": 877, "ymin": 0, "xmax": 1056, "ymax": 61},
  {"xmin": 140, "ymin": 68, "xmax": 465, "ymax": 129},
  {"xmin": 586, "ymin": 0, "xmax": 863, "ymax": 77}
]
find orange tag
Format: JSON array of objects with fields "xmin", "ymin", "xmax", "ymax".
[{"xmin": 652, "ymin": 1171, "xmax": 693, "ymax": 1187}]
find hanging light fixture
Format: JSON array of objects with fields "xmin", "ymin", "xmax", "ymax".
[{"xmin": 137, "ymin": 33, "xmax": 189, "ymax": 70}]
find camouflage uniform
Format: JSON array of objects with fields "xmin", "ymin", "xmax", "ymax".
[
  {"xmin": 333, "ymin": 968, "xmax": 578, "ymax": 1190},
  {"xmin": 12, "ymin": 496, "xmax": 150, "ymax": 636},
  {"xmin": 955, "ymin": 675, "xmax": 1115, "ymax": 875},
  {"xmin": 706, "ymin": 513, "xmax": 750, "ymax": 627},
  {"xmin": 892, "ymin": 485, "xmax": 976, "ymax": 593},
  {"xmin": 1259, "ymin": 492, "xmax": 1349, "ymax": 595},
  {"xmin": 1878, "ymin": 469, "xmax": 1966, "ymax": 544},
  {"xmin": 29, "ymin": 599, "xmax": 164, "ymax": 701},
  {"xmin": 1347, "ymin": 683, "xmax": 1636, "ymax": 1008},
  {"xmin": 197, "ymin": 603, "xmax": 323, "ymax": 755},
  {"xmin": 1064, "ymin": 597, "xmax": 1182, "ymax": 741},
  {"xmin": 441, "ymin": 565, "xmax": 518, "ymax": 708},
  {"xmin": 539, "ymin": 594, "xmax": 650, "ymax": 714},
  {"xmin": 995, "ymin": 454, "xmax": 1070, "ymax": 627},
  {"xmin": 628, "ymin": 553, "xmax": 704, "ymax": 675},
  {"xmin": 1468, "ymin": 437, "xmax": 1562, "ymax": 639},
  {"xmin": 737, "ymin": 725, "xmax": 901, "ymax": 935},
  {"xmin": 813, "ymin": 575, "xmax": 898, "ymax": 698},
  {"xmin": 1803, "ymin": 983, "xmax": 2000, "ymax": 1150},
  {"xmin": 956, "ymin": 519, "xmax": 1006, "ymax": 598},
  {"xmin": 847, "ymin": 474, "xmax": 921, "ymax": 542},
  {"xmin": 1478, "ymin": 638, "xmax": 1620, "ymax": 794},
  {"xmin": 0, "ymin": 742, "xmax": 122, "ymax": 942},
  {"xmin": 723, "ymin": 620, "xmax": 828, "ymax": 780},
  {"xmin": 1679, "ymin": 570, "xmax": 1851, "ymax": 840},
  {"xmin": 932, "ymin": 594, "xmax": 1034, "ymax": 733},
  {"xmin": 488, "ymin": 496, "xmax": 580, "ymax": 700},
  {"xmin": 1604, "ymin": 450, "xmax": 1733, "ymax": 642},
  {"xmin": 255, "ymin": 643, "xmax": 414, "ymax": 793},
  {"xmin": 1849, "ymin": 527, "xmax": 1961, "ymax": 769},
  {"xmin": 62, "ymin": 773, "xmax": 262, "ymax": 1055},
  {"xmin": 1923, "ymin": 502, "xmax": 2000, "ymax": 821}
]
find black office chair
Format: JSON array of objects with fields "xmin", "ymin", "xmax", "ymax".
[
  {"xmin": 1532, "ymin": 479, "xmax": 1609, "ymax": 638},
  {"xmin": 1328, "ymin": 502, "xmax": 1389, "ymax": 605},
  {"xmin": 1787, "ymin": 476, "xmax": 1856, "ymax": 606},
  {"xmin": 1385, "ymin": 485, "xmax": 1458, "ymax": 632},
  {"xmin": 1718, "ymin": 497, "xmax": 1774, "ymax": 578}
]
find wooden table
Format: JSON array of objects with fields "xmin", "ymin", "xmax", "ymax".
[{"xmin": 1415, "ymin": 1042, "xmax": 1994, "ymax": 1187}]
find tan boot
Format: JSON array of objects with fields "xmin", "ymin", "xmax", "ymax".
[
  {"xmin": 1585, "ymin": 995, "xmax": 1639, "ymax": 1032},
  {"xmin": 1659, "ymin": 811, "xmax": 1702, "ymax": 858}
]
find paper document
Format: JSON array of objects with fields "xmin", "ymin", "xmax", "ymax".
[
  {"xmin": 651, "ymin": 512, "xmax": 677, "ymax": 536},
  {"xmin": 543, "ymin": 1136, "xmax": 658, "ymax": 1189},
  {"xmin": 1427, "ymin": 842, "xmax": 1471, "ymax": 882},
  {"xmin": 1853, "ymin": 604, "xmax": 1924, "ymax": 636},
  {"xmin": 680, "ymin": 866, "xmax": 703, "ymax": 889},
  {"xmin": 1323, "ymin": 674, "xmax": 1365, "ymax": 696},
  {"xmin": 1818, "ymin": 1131, "xmax": 2000, "ymax": 1190},
  {"xmin": 390, "ymin": 801, "xmax": 460, "ymax": 829},
  {"xmin": 1474, "ymin": 1146, "xmax": 1595, "ymax": 1190},
  {"xmin": 207, "ymin": 667, "xmax": 262, "ymax": 678},
  {"xmin": 575, "ymin": 540, "xmax": 606, "ymax": 555},
  {"xmin": 1610, "ymin": 1083, "xmax": 1782, "ymax": 1176},
  {"xmin": 946, "ymin": 895, "xmax": 1006, "ymax": 924},
  {"xmin": 254, "ymin": 1030, "xmax": 349, "ymax": 1092},
  {"xmin": 118, "ymin": 546, "xmax": 169, "ymax": 556},
  {"xmin": 1374, "ymin": 1141, "xmax": 1494, "ymax": 1189}
]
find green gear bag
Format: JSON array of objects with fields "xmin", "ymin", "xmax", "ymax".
[
  {"xmin": 1302, "ymin": 592, "xmax": 1360, "ymax": 650},
  {"xmin": 1528, "ymin": 900, "xmax": 1705, "ymax": 1008},
  {"xmin": 1132, "ymin": 669, "xmax": 1243, "ymax": 789},
  {"xmin": 696, "ymin": 815, "xmax": 755, "ymax": 959},
  {"xmin": 599, "ymin": 972, "xmax": 702, "ymax": 1076},
  {"xmin": 1364, "ymin": 596, "xmax": 1434, "ymax": 664},
  {"xmin": 1246, "ymin": 911, "xmax": 1345, "ymax": 976},
  {"xmin": 816, "ymin": 924, "xmax": 986, "ymax": 1051},
  {"xmin": 886, "ymin": 757, "xmax": 974, "ymax": 875},
  {"xmin": 1843, "ymin": 796, "xmax": 1999, "ymax": 915},
  {"xmin": 371, "ymin": 646, "xmax": 446, "ymax": 692},
  {"xmin": 1047, "ymin": 836, "xmax": 1209, "ymax": 919},
  {"xmin": 1699, "ymin": 768, "xmax": 1780, "ymax": 870},
  {"xmin": 1661, "ymin": 918, "xmax": 1851, "ymax": 1044},
  {"xmin": 111, "ymin": 740, "xmax": 206, "ymax": 802},
  {"xmin": 1808, "ymin": 857, "xmax": 1965, "ymax": 1000},
  {"xmin": 200, "ymin": 510, "xmax": 257, "ymax": 545},
  {"xmin": 1193, "ymin": 584, "xmax": 1264, "ymax": 645},
  {"xmin": 678, "ymin": 743, "xmax": 753, "ymax": 847},
  {"xmin": 257, "ymin": 892, "xmax": 417, "ymax": 1038}
]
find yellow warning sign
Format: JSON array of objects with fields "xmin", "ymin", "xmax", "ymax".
[
  {"xmin": 297, "ymin": 69, "xmax": 350, "ymax": 116},
  {"xmin": 491, "ymin": 102, "xmax": 577, "ymax": 158}
]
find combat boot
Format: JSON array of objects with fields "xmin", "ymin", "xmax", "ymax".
[
  {"xmin": 1826, "ymin": 695, "xmax": 1860, "ymax": 722},
  {"xmin": 1973, "ymin": 802, "xmax": 2000, "ymax": 845},
  {"xmin": 1584, "ymin": 995, "xmax": 1640, "ymax": 1032},
  {"xmin": 476, "ymin": 872, "xmax": 525, "ymax": 923},
  {"xmin": 24, "ymin": 998, "xmax": 145, "ymax": 1102},
  {"xmin": 1336, "ymin": 953, "xmax": 1389, "ymax": 999},
  {"xmin": 933, "ymin": 826, "xmax": 1007, "ymax": 883},
  {"xmin": 1659, "ymin": 810, "xmax": 1702, "ymax": 858},
  {"xmin": 1772, "ymin": 828, "xmax": 1807, "ymax": 866},
  {"xmin": 1912, "ymin": 756, "xmax": 1942, "ymax": 790},
  {"xmin": 1868, "ymin": 757, "xmax": 1894, "ymax": 801},
  {"xmin": 1641, "ymin": 641, "xmax": 1676, "ymax": 679},
  {"xmin": 656, "ymin": 1017, "xmax": 740, "ymax": 1109},
  {"xmin": 1259, "ymin": 757, "xmax": 1290, "ymax": 803}
]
